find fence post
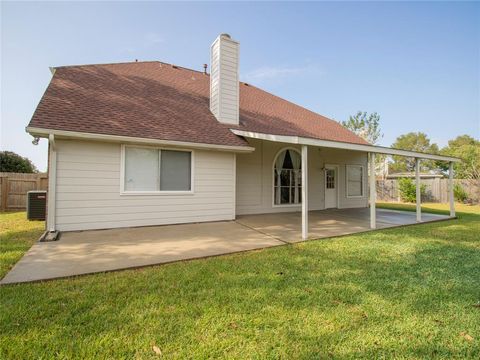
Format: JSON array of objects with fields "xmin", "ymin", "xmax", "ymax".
[{"xmin": 1, "ymin": 176, "xmax": 8, "ymax": 211}]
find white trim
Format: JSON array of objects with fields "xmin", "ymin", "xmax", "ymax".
[
  {"xmin": 233, "ymin": 153, "xmax": 236, "ymax": 220},
  {"xmin": 415, "ymin": 157, "xmax": 422, "ymax": 222},
  {"xmin": 345, "ymin": 164, "xmax": 365, "ymax": 198},
  {"xmin": 301, "ymin": 145, "xmax": 308, "ymax": 240},
  {"xmin": 369, "ymin": 153, "xmax": 376, "ymax": 229},
  {"xmin": 120, "ymin": 144, "xmax": 195, "ymax": 195},
  {"xmin": 449, "ymin": 161, "xmax": 455, "ymax": 217},
  {"xmin": 272, "ymin": 147, "xmax": 302, "ymax": 208},
  {"xmin": 47, "ymin": 134, "xmax": 57, "ymax": 232},
  {"xmin": 26, "ymin": 127, "xmax": 255, "ymax": 153},
  {"xmin": 230, "ymin": 130, "xmax": 461, "ymax": 162},
  {"xmin": 324, "ymin": 163, "xmax": 339, "ymax": 209}
]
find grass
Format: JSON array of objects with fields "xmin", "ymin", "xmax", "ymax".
[
  {"xmin": 0, "ymin": 212, "xmax": 44, "ymax": 278},
  {"xmin": 1, "ymin": 204, "xmax": 479, "ymax": 359}
]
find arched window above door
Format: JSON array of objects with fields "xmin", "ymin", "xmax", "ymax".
[{"xmin": 273, "ymin": 148, "xmax": 302, "ymax": 205}]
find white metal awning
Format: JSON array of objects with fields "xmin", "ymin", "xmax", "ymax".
[{"xmin": 231, "ymin": 130, "xmax": 461, "ymax": 162}]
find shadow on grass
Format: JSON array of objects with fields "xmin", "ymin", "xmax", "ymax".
[
  {"xmin": 0, "ymin": 212, "xmax": 479, "ymax": 358},
  {"xmin": 0, "ymin": 227, "xmax": 44, "ymax": 279}
]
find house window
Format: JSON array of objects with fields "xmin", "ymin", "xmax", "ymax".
[
  {"xmin": 124, "ymin": 146, "xmax": 192, "ymax": 193},
  {"xmin": 326, "ymin": 169, "xmax": 335, "ymax": 189},
  {"xmin": 346, "ymin": 165, "xmax": 364, "ymax": 197},
  {"xmin": 274, "ymin": 149, "xmax": 301, "ymax": 205}
]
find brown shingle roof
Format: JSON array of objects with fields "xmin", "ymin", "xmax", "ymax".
[{"xmin": 28, "ymin": 61, "xmax": 369, "ymax": 146}]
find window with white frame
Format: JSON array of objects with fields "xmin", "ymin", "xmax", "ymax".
[
  {"xmin": 274, "ymin": 149, "xmax": 302, "ymax": 205},
  {"xmin": 124, "ymin": 146, "xmax": 192, "ymax": 192},
  {"xmin": 346, "ymin": 165, "xmax": 364, "ymax": 197}
]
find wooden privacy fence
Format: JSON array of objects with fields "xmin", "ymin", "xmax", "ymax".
[
  {"xmin": 377, "ymin": 178, "xmax": 480, "ymax": 204},
  {"xmin": 0, "ymin": 172, "xmax": 48, "ymax": 211}
]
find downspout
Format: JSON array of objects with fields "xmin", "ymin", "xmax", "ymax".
[{"xmin": 47, "ymin": 134, "xmax": 57, "ymax": 232}]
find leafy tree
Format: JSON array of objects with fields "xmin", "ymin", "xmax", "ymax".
[
  {"xmin": 439, "ymin": 135, "xmax": 480, "ymax": 179},
  {"xmin": 341, "ymin": 111, "xmax": 383, "ymax": 145},
  {"xmin": 390, "ymin": 132, "xmax": 439, "ymax": 173},
  {"xmin": 0, "ymin": 151, "xmax": 38, "ymax": 173}
]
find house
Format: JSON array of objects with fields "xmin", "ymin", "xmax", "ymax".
[
  {"xmin": 26, "ymin": 34, "xmax": 459, "ymax": 239},
  {"xmin": 385, "ymin": 173, "xmax": 444, "ymax": 180}
]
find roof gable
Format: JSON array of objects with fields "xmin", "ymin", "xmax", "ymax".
[{"xmin": 28, "ymin": 61, "xmax": 368, "ymax": 146}]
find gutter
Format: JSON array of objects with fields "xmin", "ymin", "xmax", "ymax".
[
  {"xmin": 26, "ymin": 127, "xmax": 255, "ymax": 153},
  {"xmin": 230, "ymin": 130, "xmax": 461, "ymax": 163},
  {"xmin": 47, "ymin": 134, "xmax": 57, "ymax": 232}
]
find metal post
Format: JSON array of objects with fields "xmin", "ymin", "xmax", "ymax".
[
  {"xmin": 301, "ymin": 145, "xmax": 308, "ymax": 240},
  {"xmin": 449, "ymin": 161, "xmax": 455, "ymax": 217},
  {"xmin": 416, "ymin": 157, "xmax": 421, "ymax": 222},
  {"xmin": 369, "ymin": 152, "xmax": 376, "ymax": 229}
]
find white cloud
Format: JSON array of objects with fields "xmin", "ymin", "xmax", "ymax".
[
  {"xmin": 244, "ymin": 64, "xmax": 322, "ymax": 83},
  {"xmin": 144, "ymin": 32, "xmax": 164, "ymax": 46},
  {"xmin": 121, "ymin": 47, "xmax": 136, "ymax": 54}
]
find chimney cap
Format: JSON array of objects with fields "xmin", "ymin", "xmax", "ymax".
[{"xmin": 220, "ymin": 33, "xmax": 231, "ymax": 39}]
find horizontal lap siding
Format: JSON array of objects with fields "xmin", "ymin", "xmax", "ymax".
[
  {"xmin": 236, "ymin": 139, "xmax": 322, "ymax": 215},
  {"xmin": 218, "ymin": 39, "xmax": 239, "ymax": 125},
  {"xmin": 236, "ymin": 139, "xmax": 368, "ymax": 215},
  {"xmin": 320, "ymin": 148, "xmax": 368, "ymax": 209},
  {"xmin": 55, "ymin": 140, "xmax": 235, "ymax": 231}
]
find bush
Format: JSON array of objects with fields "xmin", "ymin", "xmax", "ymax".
[
  {"xmin": 453, "ymin": 183, "xmax": 468, "ymax": 203},
  {"xmin": 398, "ymin": 178, "xmax": 426, "ymax": 203}
]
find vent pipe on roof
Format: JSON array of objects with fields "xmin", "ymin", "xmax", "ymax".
[{"xmin": 209, "ymin": 33, "xmax": 239, "ymax": 125}]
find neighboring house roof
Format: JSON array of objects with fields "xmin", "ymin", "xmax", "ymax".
[
  {"xmin": 386, "ymin": 172, "xmax": 444, "ymax": 179},
  {"xmin": 28, "ymin": 61, "xmax": 369, "ymax": 148}
]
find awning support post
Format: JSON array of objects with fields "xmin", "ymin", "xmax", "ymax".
[
  {"xmin": 449, "ymin": 161, "xmax": 455, "ymax": 217},
  {"xmin": 302, "ymin": 145, "xmax": 308, "ymax": 240},
  {"xmin": 369, "ymin": 152, "xmax": 376, "ymax": 229},
  {"xmin": 416, "ymin": 157, "xmax": 421, "ymax": 222},
  {"xmin": 47, "ymin": 134, "xmax": 57, "ymax": 232}
]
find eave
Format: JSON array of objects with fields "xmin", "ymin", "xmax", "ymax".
[
  {"xmin": 26, "ymin": 127, "xmax": 255, "ymax": 153},
  {"xmin": 231, "ymin": 130, "xmax": 461, "ymax": 162}
]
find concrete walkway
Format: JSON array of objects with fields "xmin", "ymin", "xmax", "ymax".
[{"xmin": 1, "ymin": 208, "xmax": 450, "ymax": 284}]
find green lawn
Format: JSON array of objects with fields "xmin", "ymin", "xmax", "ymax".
[
  {"xmin": 0, "ymin": 212, "xmax": 44, "ymax": 279},
  {"xmin": 1, "ymin": 204, "xmax": 479, "ymax": 359}
]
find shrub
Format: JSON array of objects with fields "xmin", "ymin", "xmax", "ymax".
[
  {"xmin": 453, "ymin": 183, "xmax": 468, "ymax": 203},
  {"xmin": 398, "ymin": 177, "xmax": 426, "ymax": 203}
]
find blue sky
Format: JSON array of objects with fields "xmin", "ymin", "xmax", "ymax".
[{"xmin": 1, "ymin": 1, "xmax": 479, "ymax": 172}]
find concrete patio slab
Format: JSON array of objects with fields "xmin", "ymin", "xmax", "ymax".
[
  {"xmin": 236, "ymin": 208, "xmax": 449, "ymax": 243},
  {"xmin": 0, "ymin": 221, "xmax": 283, "ymax": 284},
  {"xmin": 1, "ymin": 208, "xmax": 450, "ymax": 284}
]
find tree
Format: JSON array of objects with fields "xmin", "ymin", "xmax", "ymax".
[
  {"xmin": 341, "ymin": 111, "xmax": 383, "ymax": 145},
  {"xmin": 0, "ymin": 151, "xmax": 38, "ymax": 173},
  {"xmin": 390, "ymin": 132, "xmax": 439, "ymax": 173},
  {"xmin": 439, "ymin": 135, "xmax": 480, "ymax": 179}
]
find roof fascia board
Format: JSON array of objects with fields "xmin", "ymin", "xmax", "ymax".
[
  {"xmin": 231, "ymin": 130, "xmax": 461, "ymax": 162},
  {"xmin": 27, "ymin": 127, "xmax": 255, "ymax": 153}
]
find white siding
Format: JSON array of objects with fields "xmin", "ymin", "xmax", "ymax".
[
  {"xmin": 209, "ymin": 34, "xmax": 239, "ymax": 125},
  {"xmin": 55, "ymin": 140, "xmax": 235, "ymax": 231},
  {"xmin": 236, "ymin": 139, "xmax": 368, "ymax": 215}
]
